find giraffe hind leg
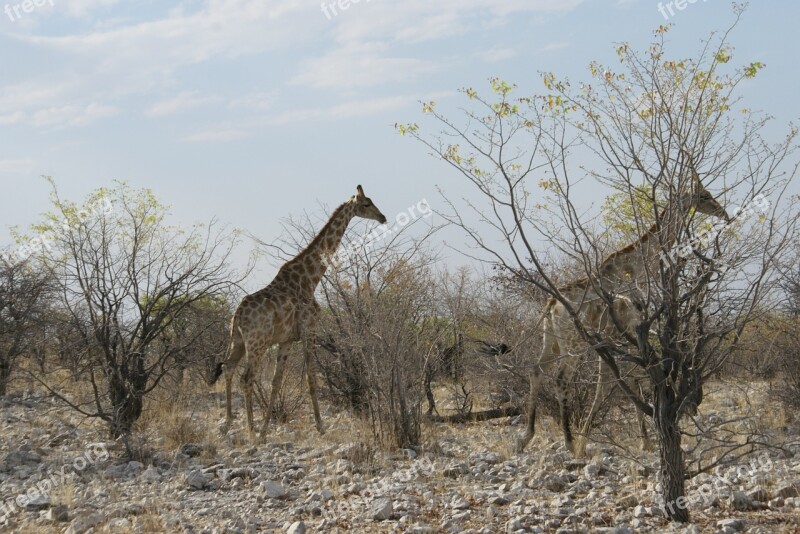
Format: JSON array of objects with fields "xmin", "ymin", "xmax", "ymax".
[
  {"xmin": 259, "ymin": 344, "xmax": 290, "ymax": 441},
  {"xmin": 242, "ymin": 363, "xmax": 256, "ymax": 438},
  {"xmin": 305, "ymin": 338, "xmax": 324, "ymax": 434},
  {"xmin": 577, "ymin": 355, "xmax": 608, "ymax": 456},
  {"xmin": 518, "ymin": 318, "xmax": 559, "ymax": 453}
]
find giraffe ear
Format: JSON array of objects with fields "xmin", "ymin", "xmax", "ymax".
[{"xmin": 356, "ymin": 185, "xmax": 365, "ymax": 198}]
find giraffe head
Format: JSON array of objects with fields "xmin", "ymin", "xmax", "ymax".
[
  {"xmin": 687, "ymin": 172, "xmax": 730, "ymax": 223},
  {"xmin": 352, "ymin": 185, "xmax": 387, "ymax": 224}
]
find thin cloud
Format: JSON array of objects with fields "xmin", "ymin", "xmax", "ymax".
[
  {"xmin": 542, "ymin": 41, "xmax": 570, "ymax": 52},
  {"xmin": 13, "ymin": 1, "xmax": 314, "ymax": 107},
  {"xmin": 181, "ymin": 129, "xmax": 247, "ymax": 143},
  {"xmin": 63, "ymin": 0, "xmax": 120, "ymax": 17},
  {"xmin": 0, "ymin": 159, "xmax": 35, "ymax": 174},
  {"xmin": 0, "ymin": 112, "xmax": 25, "ymax": 125},
  {"xmin": 331, "ymin": 0, "xmax": 585, "ymax": 45},
  {"xmin": 228, "ymin": 90, "xmax": 278, "ymax": 111},
  {"xmin": 480, "ymin": 47, "xmax": 516, "ymax": 63},
  {"xmin": 146, "ymin": 91, "xmax": 221, "ymax": 117},
  {"xmin": 291, "ymin": 46, "xmax": 438, "ymax": 90},
  {"xmin": 31, "ymin": 103, "xmax": 118, "ymax": 128},
  {"xmin": 267, "ymin": 92, "xmax": 454, "ymax": 125}
]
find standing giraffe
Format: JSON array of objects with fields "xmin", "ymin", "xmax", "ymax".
[
  {"xmin": 212, "ymin": 186, "xmax": 387, "ymax": 438},
  {"xmin": 518, "ymin": 173, "xmax": 729, "ymax": 454}
]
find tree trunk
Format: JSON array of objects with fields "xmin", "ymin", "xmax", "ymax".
[
  {"xmin": 107, "ymin": 352, "xmax": 147, "ymax": 439},
  {"xmin": 654, "ymin": 385, "xmax": 689, "ymax": 522},
  {"xmin": 109, "ymin": 375, "xmax": 144, "ymax": 438},
  {"xmin": 0, "ymin": 357, "xmax": 9, "ymax": 397}
]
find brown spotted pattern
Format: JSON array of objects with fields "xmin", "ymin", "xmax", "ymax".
[{"xmin": 218, "ymin": 186, "xmax": 387, "ymax": 439}]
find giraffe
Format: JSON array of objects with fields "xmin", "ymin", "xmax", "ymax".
[
  {"xmin": 211, "ymin": 185, "xmax": 387, "ymax": 438},
  {"xmin": 517, "ymin": 173, "xmax": 729, "ymax": 454}
]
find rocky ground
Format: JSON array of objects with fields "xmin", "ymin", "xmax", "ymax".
[{"xmin": 0, "ymin": 385, "xmax": 799, "ymax": 534}]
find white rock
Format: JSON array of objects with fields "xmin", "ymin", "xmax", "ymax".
[
  {"xmin": 126, "ymin": 460, "xmax": 144, "ymax": 472},
  {"xmin": 505, "ymin": 517, "xmax": 523, "ymax": 533},
  {"xmin": 400, "ymin": 449, "xmax": 418, "ymax": 460},
  {"xmin": 370, "ymin": 498, "xmax": 393, "ymax": 521},
  {"xmin": 730, "ymin": 490, "xmax": 760, "ymax": 511},
  {"xmin": 287, "ymin": 521, "xmax": 306, "ymax": 534},
  {"xmin": 186, "ymin": 469, "xmax": 208, "ymax": 490},
  {"xmin": 24, "ymin": 493, "xmax": 50, "ymax": 510},
  {"xmin": 717, "ymin": 518, "xmax": 745, "ymax": 532},
  {"xmin": 104, "ymin": 464, "xmax": 127, "ymax": 480},
  {"xmin": 451, "ymin": 497, "xmax": 470, "ymax": 510},
  {"xmin": 584, "ymin": 462, "xmax": 605, "ymax": 478},
  {"xmin": 142, "ymin": 465, "xmax": 160, "ymax": 483},
  {"xmin": 262, "ymin": 480, "xmax": 287, "ymax": 499},
  {"xmin": 65, "ymin": 512, "xmax": 104, "ymax": 534},
  {"xmin": 105, "ymin": 518, "xmax": 130, "ymax": 532}
]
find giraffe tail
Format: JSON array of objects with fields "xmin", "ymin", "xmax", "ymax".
[
  {"xmin": 210, "ymin": 314, "xmax": 243, "ymax": 386},
  {"xmin": 210, "ymin": 362, "xmax": 224, "ymax": 385}
]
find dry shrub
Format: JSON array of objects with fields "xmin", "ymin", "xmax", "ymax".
[
  {"xmin": 132, "ymin": 380, "xmax": 219, "ymax": 463},
  {"xmin": 318, "ymin": 254, "xmax": 436, "ymax": 450},
  {"xmin": 772, "ymin": 317, "xmax": 800, "ymax": 415}
]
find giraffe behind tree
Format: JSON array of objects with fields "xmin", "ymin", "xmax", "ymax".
[
  {"xmin": 518, "ymin": 171, "xmax": 729, "ymax": 454},
  {"xmin": 211, "ymin": 185, "xmax": 387, "ymax": 439}
]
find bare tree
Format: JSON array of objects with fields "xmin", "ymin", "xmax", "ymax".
[
  {"xmin": 25, "ymin": 180, "xmax": 248, "ymax": 442},
  {"xmin": 0, "ymin": 256, "xmax": 52, "ymax": 395},
  {"xmin": 400, "ymin": 12, "xmax": 799, "ymax": 522}
]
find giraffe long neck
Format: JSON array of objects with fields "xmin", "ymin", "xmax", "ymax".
[
  {"xmin": 292, "ymin": 201, "xmax": 356, "ymax": 287},
  {"xmin": 591, "ymin": 193, "xmax": 692, "ymax": 292}
]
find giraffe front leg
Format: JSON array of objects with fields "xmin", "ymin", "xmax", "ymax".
[
  {"xmin": 304, "ymin": 338, "xmax": 324, "ymax": 434},
  {"xmin": 220, "ymin": 332, "xmax": 246, "ymax": 434},
  {"xmin": 556, "ymin": 367, "xmax": 575, "ymax": 455},
  {"xmin": 517, "ymin": 370, "xmax": 540, "ymax": 453}
]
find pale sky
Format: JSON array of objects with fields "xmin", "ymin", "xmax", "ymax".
[{"xmin": 1, "ymin": 1, "xmax": 797, "ymax": 287}]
